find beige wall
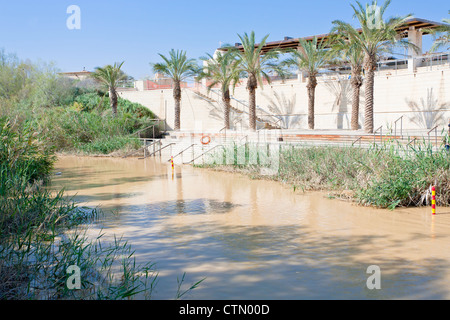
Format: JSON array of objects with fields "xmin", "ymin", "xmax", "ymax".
[
  {"xmin": 120, "ymin": 64, "xmax": 450, "ymax": 133},
  {"xmin": 118, "ymin": 88, "xmax": 225, "ymax": 132}
]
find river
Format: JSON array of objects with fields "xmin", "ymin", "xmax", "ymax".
[{"xmin": 52, "ymin": 155, "xmax": 450, "ymax": 300}]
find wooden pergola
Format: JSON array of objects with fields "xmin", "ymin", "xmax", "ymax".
[{"xmin": 220, "ymin": 18, "xmax": 446, "ymax": 54}]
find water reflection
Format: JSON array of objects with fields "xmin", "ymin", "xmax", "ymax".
[{"xmin": 53, "ymin": 156, "xmax": 450, "ymax": 300}]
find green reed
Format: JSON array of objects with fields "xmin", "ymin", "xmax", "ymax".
[
  {"xmin": 198, "ymin": 138, "xmax": 450, "ymax": 210},
  {"xmin": 0, "ymin": 117, "xmax": 202, "ymax": 299}
]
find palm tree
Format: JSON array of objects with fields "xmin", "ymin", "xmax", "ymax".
[
  {"xmin": 283, "ymin": 37, "xmax": 328, "ymax": 130},
  {"xmin": 332, "ymin": 0, "xmax": 417, "ymax": 133},
  {"xmin": 151, "ymin": 50, "xmax": 198, "ymax": 131},
  {"xmin": 231, "ymin": 31, "xmax": 282, "ymax": 131},
  {"xmin": 197, "ymin": 51, "xmax": 241, "ymax": 130},
  {"xmin": 328, "ymin": 34, "xmax": 365, "ymax": 130},
  {"xmin": 91, "ymin": 61, "xmax": 126, "ymax": 116},
  {"xmin": 429, "ymin": 11, "xmax": 450, "ymax": 52}
]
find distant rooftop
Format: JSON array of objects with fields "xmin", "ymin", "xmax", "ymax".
[{"xmin": 59, "ymin": 70, "xmax": 92, "ymax": 79}]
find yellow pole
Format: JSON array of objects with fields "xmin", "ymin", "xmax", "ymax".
[{"xmin": 432, "ymin": 186, "xmax": 436, "ymax": 215}]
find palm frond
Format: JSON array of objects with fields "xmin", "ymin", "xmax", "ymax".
[
  {"xmin": 91, "ymin": 61, "xmax": 126, "ymax": 89},
  {"xmin": 150, "ymin": 49, "xmax": 198, "ymax": 82},
  {"xmin": 233, "ymin": 31, "xmax": 284, "ymax": 88}
]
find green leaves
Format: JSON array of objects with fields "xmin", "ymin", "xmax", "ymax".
[
  {"xmin": 151, "ymin": 49, "xmax": 198, "ymax": 82},
  {"xmin": 282, "ymin": 37, "xmax": 329, "ymax": 77},
  {"xmin": 198, "ymin": 51, "xmax": 241, "ymax": 94},
  {"xmin": 332, "ymin": 0, "xmax": 416, "ymax": 62},
  {"xmin": 428, "ymin": 11, "xmax": 450, "ymax": 52},
  {"xmin": 233, "ymin": 31, "xmax": 283, "ymax": 89},
  {"xmin": 91, "ymin": 61, "xmax": 126, "ymax": 89}
]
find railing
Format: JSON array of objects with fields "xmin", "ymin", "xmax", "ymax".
[
  {"xmin": 418, "ymin": 52, "xmax": 450, "ymax": 71},
  {"xmin": 407, "ymin": 137, "xmax": 417, "ymax": 148},
  {"xmin": 377, "ymin": 58, "xmax": 408, "ymax": 75},
  {"xmin": 122, "ymin": 144, "xmax": 149, "ymax": 158},
  {"xmin": 373, "ymin": 126, "xmax": 383, "ymax": 144},
  {"xmin": 394, "ymin": 116, "xmax": 403, "ymax": 139},
  {"xmin": 184, "ymin": 145, "xmax": 225, "ymax": 165},
  {"xmin": 352, "ymin": 136, "xmax": 363, "ymax": 147},
  {"xmin": 274, "ymin": 118, "xmax": 284, "ymax": 141},
  {"xmin": 427, "ymin": 125, "xmax": 438, "ymax": 148},
  {"xmin": 170, "ymin": 144, "xmax": 196, "ymax": 162},
  {"xmin": 143, "ymin": 139, "xmax": 163, "ymax": 158},
  {"xmin": 219, "ymin": 126, "xmax": 227, "ymax": 143},
  {"xmin": 239, "ymin": 135, "xmax": 249, "ymax": 144},
  {"xmin": 122, "ymin": 138, "xmax": 160, "ymax": 158},
  {"xmin": 139, "ymin": 143, "xmax": 176, "ymax": 160},
  {"xmin": 134, "ymin": 119, "xmax": 167, "ymax": 138}
]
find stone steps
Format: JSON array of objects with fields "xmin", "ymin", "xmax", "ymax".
[{"xmin": 140, "ymin": 129, "xmax": 449, "ymax": 164}]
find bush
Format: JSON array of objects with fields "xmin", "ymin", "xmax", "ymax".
[
  {"xmin": 200, "ymin": 142, "xmax": 450, "ymax": 209},
  {"xmin": 0, "ymin": 117, "xmax": 158, "ymax": 300}
]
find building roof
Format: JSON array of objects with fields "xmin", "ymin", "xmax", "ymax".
[{"xmin": 222, "ymin": 18, "xmax": 447, "ymax": 54}]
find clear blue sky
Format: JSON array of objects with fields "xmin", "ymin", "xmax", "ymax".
[{"xmin": 0, "ymin": 0, "xmax": 448, "ymax": 79}]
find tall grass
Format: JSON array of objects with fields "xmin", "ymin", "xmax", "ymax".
[
  {"xmin": 0, "ymin": 117, "xmax": 201, "ymax": 299},
  {"xmin": 198, "ymin": 139, "xmax": 450, "ymax": 209},
  {"xmin": 33, "ymin": 107, "xmax": 145, "ymax": 154},
  {"xmin": 0, "ymin": 48, "xmax": 159, "ymax": 156}
]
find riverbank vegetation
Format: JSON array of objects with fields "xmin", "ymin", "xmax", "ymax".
[
  {"xmin": 0, "ymin": 117, "xmax": 203, "ymax": 299},
  {"xmin": 0, "ymin": 50, "xmax": 158, "ymax": 156},
  {"xmin": 0, "ymin": 52, "xmax": 199, "ymax": 299},
  {"xmin": 197, "ymin": 141, "xmax": 450, "ymax": 210}
]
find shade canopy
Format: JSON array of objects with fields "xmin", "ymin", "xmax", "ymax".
[{"xmin": 220, "ymin": 18, "xmax": 447, "ymax": 54}]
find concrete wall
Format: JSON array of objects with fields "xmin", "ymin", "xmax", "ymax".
[
  {"xmin": 120, "ymin": 63, "xmax": 450, "ymax": 133},
  {"xmin": 118, "ymin": 88, "xmax": 225, "ymax": 132}
]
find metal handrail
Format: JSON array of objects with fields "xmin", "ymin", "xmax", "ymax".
[
  {"xmin": 274, "ymin": 118, "xmax": 284, "ymax": 140},
  {"xmin": 122, "ymin": 145, "xmax": 147, "ymax": 158},
  {"xmin": 239, "ymin": 135, "xmax": 249, "ymax": 144},
  {"xmin": 407, "ymin": 137, "xmax": 417, "ymax": 148},
  {"xmin": 134, "ymin": 119, "xmax": 166, "ymax": 138},
  {"xmin": 170, "ymin": 144, "xmax": 196, "ymax": 162},
  {"xmin": 352, "ymin": 136, "xmax": 363, "ymax": 147},
  {"xmin": 143, "ymin": 139, "xmax": 162, "ymax": 157},
  {"xmin": 139, "ymin": 143, "xmax": 176, "ymax": 159},
  {"xmin": 427, "ymin": 125, "xmax": 438, "ymax": 147},
  {"xmin": 122, "ymin": 138, "xmax": 159, "ymax": 158},
  {"xmin": 373, "ymin": 126, "xmax": 383, "ymax": 144},
  {"xmin": 184, "ymin": 145, "xmax": 225, "ymax": 164},
  {"xmin": 134, "ymin": 125, "xmax": 156, "ymax": 137},
  {"xmin": 394, "ymin": 115, "xmax": 403, "ymax": 138}
]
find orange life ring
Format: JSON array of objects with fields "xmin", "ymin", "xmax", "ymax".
[{"xmin": 201, "ymin": 135, "xmax": 211, "ymax": 145}]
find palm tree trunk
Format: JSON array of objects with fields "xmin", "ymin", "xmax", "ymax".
[
  {"xmin": 307, "ymin": 76, "xmax": 317, "ymax": 130},
  {"xmin": 247, "ymin": 74, "xmax": 257, "ymax": 131},
  {"xmin": 109, "ymin": 88, "xmax": 118, "ymax": 117},
  {"xmin": 173, "ymin": 81, "xmax": 181, "ymax": 131},
  {"xmin": 350, "ymin": 66, "xmax": 363, "ymax": 130},
  {"xmin": 364, "ymin": 54, "xmax": 376, "ymax": 133},
  {"xmin": 222, "ymin": 89, "xmax": 231, "ymax": 130}
]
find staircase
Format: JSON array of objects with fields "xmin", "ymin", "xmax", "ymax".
[
  {"xmin": 134, "ymin": 125, "xmax": 449, "ymax": 166},
  {"xmin": 190, "ymin": 86, "xmax": 282, "ymax": 130}
]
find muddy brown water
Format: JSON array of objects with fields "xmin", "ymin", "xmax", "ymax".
[{"xmin": 53, "ymin": 155, "xmax": 450, "ymax": 300}]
